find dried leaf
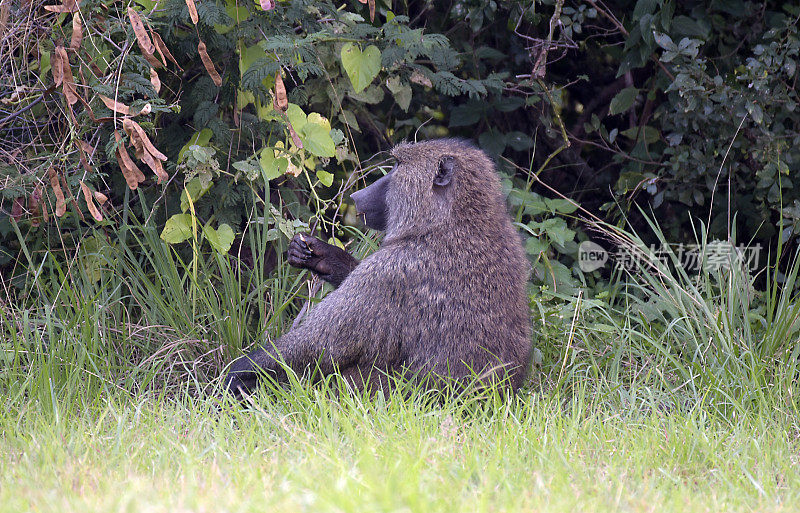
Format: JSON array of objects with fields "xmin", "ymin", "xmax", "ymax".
[
  {"xmin": 29, "ymin": 184, "xmax": 43, "ymax": 226},
  {"xmin": 185, "ymin": 0, "xmax": 198, "ymax": 24},
  {"xmin": 93, "ymin": 190, "xmax": 108, "ymax": 205},
  {"xmin": 63, "ymin": 81, "xmax": 79, "ymax": 106},
  {"xmin": 80, "ymin": 181, "xmax": 103, "ymax": 221},
  {"xmin": 77, "ymin": 147, "xmax": 92, "ymax": 174},
  {"xmin": 40, "ymin": 193, "xmax": 50, "ymax": 222},
  {"xmin": 70, "ymin": 12, "xmax": 82, "ymax": 50},
  {"xmin": 410, "ymin": 70, "xmax": 432, "ymax": 88},
  {"xmin": 357, "ymin": 0, "xmax": 367, "ymax": 4},
  {"xmin": 75, "ymin": 139, "xmax": 95, "ymax": 174},
  {"xmin": 150, "ymin": 36, "xmax": 167, "ymax": 67},
  {"xmin": 123, "ymin": 118, "xmax": 167, "ymax": 161},
  {"xmin": 287, "ymin": 120, "xmax": 303, "ymax": 149},
  {"xmin": 151, "ymin": 31, "xmax": 181, "ymax": 69},
  {"xmin": 77, "ymin": 140, "xmax": 95, "ymax": 157},
  {"xmin": 150, "ymin": 68, "xmax": 161, "ymax": 93},
  {"xmin": 98, "ymin": 94, "xmax": 131, "ymax": 115},
  {"xmin": 139, "ymin": 147, "xmax": 168, "ymax": 182},
  {"xmin": 62, "ymin": 174, "xmax": 84, "ymax": 220},
  {"xmin": 55, "ymin": 46, "xmax": 79, "ymax": 105},
  {"xmin": 75, "ymin": 91, "xmax": 97, "ymax": 120},
  {"xmin": 44, "ymin": 0, "xmax": 78, "ymax": 13},
  {"xmin": 0, "ymin": 0, "xmax": 10, "ymax": 37},
  {"xmin": 51, "ymin": 47, "xmax": 63, "ymax": 86},
  {"xmin": 122, "ymin": 119, "xmax": 168, "ymax": 182},
  {"xmin": 114, "ymin": 130, "xmax": 146, "ymax": 190},
  {"xmin": 89, "ymin": 62, "xmax": 103, "ymax": 77},
  {"xmin": 11, "ymin": 198, "xmax": 24, "ymax": 221},
  {"xmin": 127, "ymin": 7, "xmax": 155, "ymax": 55},
  {"xmin": 48, "ymin": 166, "xmax": 67, "ymax": 217},
  {"xmin": 198, "ymin": 41, "xmax": 222, "ymax": 87},
  {"xmin": 274, "ymin": 71, "xmax": 288, "ymax": 112},
  {"xmin": 368, "ymin": 0, "xmax": 375, "ymax": 22}
]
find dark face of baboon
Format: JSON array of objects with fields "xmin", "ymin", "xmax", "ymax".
[
  {"xmin": 354, "ymin": 139, "xmax": 506, "ymax": 239},
  {"xmin": 350, "ymin": 172, "xmax": 390, "ymax": 231},
  {"xmin": 224, "ymin": 138, "xmax": 532, "ymax": 398}
]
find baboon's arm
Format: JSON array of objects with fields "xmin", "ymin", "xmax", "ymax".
[
  {"xmin": 223, "ymin": 317, "xmax": 361, "ymax": 398},
  {"xmin": 287, "ymin": 233, "xmax": 359, "ymax": 288}
]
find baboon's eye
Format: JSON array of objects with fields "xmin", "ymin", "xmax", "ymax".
[{"xmin": 434, "ymin": 156, "xmax": 455, "ymax": 187}]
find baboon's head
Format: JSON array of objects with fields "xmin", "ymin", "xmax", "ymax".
[{"xmin": 351, "ymin": 139, "xmax": 503, "ymax": 238}]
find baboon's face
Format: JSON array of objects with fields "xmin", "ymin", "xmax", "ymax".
[
  {"xmin": 351, "ymin": 142, "xmax": 458, "ymax": 235},
  {"xmin": 351, "ymin": 168, "xmax": 391, "ymax": 231}
]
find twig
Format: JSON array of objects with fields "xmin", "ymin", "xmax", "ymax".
[
  {"xmin": 0, "ymin": 88, "xmax": 52, "ymax": 127},
  {"xmin": 531, "ymin": 0, "xmax": 565, "ymax": 79}
]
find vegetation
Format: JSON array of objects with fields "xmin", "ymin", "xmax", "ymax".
[
  {"xmin": 1, "ymin": 0, "xmax": 800, "ymax": 510},
  {"xmin": 4, "ymin": 391, "xmax": 800, "ymax": 512}
]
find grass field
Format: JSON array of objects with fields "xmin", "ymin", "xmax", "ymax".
[
  {"xmin": 2, "ymin": 387, "xmax": 800, "ymax": 513},
  {"xmin": 3, "ymin": 219, "xmax": 800, "ymax": 512}
]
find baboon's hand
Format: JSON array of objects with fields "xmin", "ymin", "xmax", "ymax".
[
  {"xmin": 287, "ymin": 233, "xmax": 327, "ymax": 271},
  {"xmin": 224, "ymin": 357, "xmax": 258, "ymax": 400},
  {"xmin": 287, "ymin": 233, "xmax": 359, "ymax": 288}
]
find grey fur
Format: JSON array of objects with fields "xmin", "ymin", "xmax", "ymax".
[{"xmin": 224, "ymin": 138, "xmax": 532, "ymax": 396}]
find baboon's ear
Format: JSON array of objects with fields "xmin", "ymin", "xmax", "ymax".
[{"xmin": 435, "ymin": 156, "xmax": 455, "ymax": 187}]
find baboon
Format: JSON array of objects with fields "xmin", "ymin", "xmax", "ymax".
[{"xmin": 224, "ymin": 138, "xmax": 532, "ymax": 397}]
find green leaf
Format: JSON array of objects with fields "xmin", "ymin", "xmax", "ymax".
[
  {"xmin": 178, "ymin": 128, "xmax": 213, "ymax": 163},
  {"xmin": 348, "ymin": 84, "xmax": 384, "ymax": 104},
  {"xmin": 747, "ymin": 103, "xmax": 764, "ymax": 124},
  {"xmin": 525, "ymin": 236, "xmax": 549, "ymax": 256},
  {"xmin": 260, "ymin": 148, "xmax": 289, "ymax": 181},
  {"xmin": 204, "ymin": 223, "xmax": 235, "ymax": 254},
  {"xmin": 180, "ymin": 177, "xmax": 211, "ymax": 213},
  {"xmin": 653, "ymin": 32, "xmax": 677, "ymax": 52},
  {"xmin": 506, "ymin": 131, "xmax": 534, "ymax": 151},
  {"xmin": 340, "ymin": 43, "xmax": 381, "ymax": 94},
  {"xmin": 286, "ymin": 103, "xmax": 308, "ymax": 132},
  {"xmin": 316, "ymin": 170, "xmax": 334, "ymax": 187},
  {"xmin": 449, "ymin": 104, "xmax": 482, "ymax": 127},
  {"xmin": 672, "ymin": 16, "xmax": 706, "ymax": 38},
  {"xmin": 620, "ymin": 125, "xmax": 661, "ymax": 144},
  {"xmin": 632, "ymin": 0, "xmax": 658, "ymax": 17},
  {"xmin": 301, "ymin": 113, "xmax": 336, "ymax": 157},
  {"xmin": 160, "ymin": 214, "xmax": 194, "ymax": 244},
  {"xmin": 386, "ymin": 76, "xmax": 412, "ymax": 111},
  {"xmin": 38, "ymin": 48, "xmax": 51, "ymax": 82},
  {"xmin": 338, "ymin": 109, "xmax": 360, "ymax": 132},
  {"xmin": 609, "ymin": 87, "xmax": 638, "ymax": 115},
  {"xmin": 529, "ymin": 218, "xmax": 575, "ymax": 247}
]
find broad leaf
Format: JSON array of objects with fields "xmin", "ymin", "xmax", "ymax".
[
  {"xmin": 299, "ymin": 112, "xmax": 335, "ymax": 157},
  {"xmin": 260, "ymin": 147, "xmax": 289, "ymax": 181},
  {"xmin": 180, "ymin": 177, "xmax": 211, "ymax": 213},
  {"xmin": 386, "ymin": 76, "xmax": 412, "ymax": 111},
  {"xmin": 204, "ymin": 223, "xmax": 234, "ymax": 254},
  {"xmin": 341, "ymin": 43, "xmax": 381, "ymax": 93},
  {"xmin": 609, "ymin": 87, "xmax": 638, "ymax": 115},
  {"xmin": 160, "ymin": 214, "xmax": 193, "ymax": 244},
  {"xmin": 316, "ymin": 170, "xmax": 334, "ymax": 187}
]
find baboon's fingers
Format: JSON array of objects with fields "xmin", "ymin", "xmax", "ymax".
[{"xmin": 288, "ymin": 235, "xmax": 317, "ymax": 268}]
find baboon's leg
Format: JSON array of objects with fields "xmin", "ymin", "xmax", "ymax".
[{"xmin": 287, "ymin": 233, "xmax": 359, "ymax": 287}]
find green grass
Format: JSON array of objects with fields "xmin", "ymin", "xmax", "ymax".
[
  {"xmin": 2, "ymin": 388, "xmax": 799, "ymax": 513},
  {"xmin": 3, "ymin": 212, "xmax": 800, "ymax": 512}
]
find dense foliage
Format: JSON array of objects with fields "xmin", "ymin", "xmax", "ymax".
[{"xmin": 1, "ymin": 0, "xmax": 799, "ymax": 293}]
